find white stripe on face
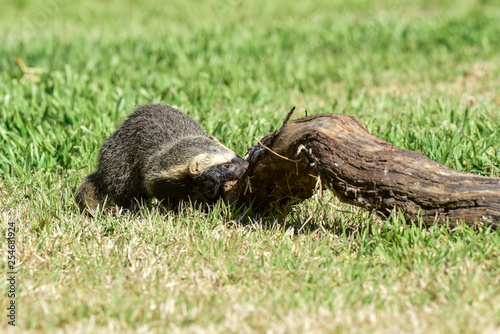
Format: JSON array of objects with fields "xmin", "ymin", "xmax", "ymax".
[{"xmin": 189, "ymin": 152, "xmax": 236, "ymax": 175}]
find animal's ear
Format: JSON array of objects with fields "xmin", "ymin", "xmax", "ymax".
[
  {"xmin": 189, "ymin": 153, "xmax": 209, "ymax": 175},
  {"xmin": 207, "ymin": 135, "xmax": 221, "ymax": 143},
  {"xmin": 189, "ymin": 160, "xmax": 200, "ymax": 175}
]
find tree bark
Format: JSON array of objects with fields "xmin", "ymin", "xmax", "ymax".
[{"xmin": 226, "ymin": 113, "xmax": 500, "ymax": 228}]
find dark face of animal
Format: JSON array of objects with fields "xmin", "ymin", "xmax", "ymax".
[{"xmin": 192, "ymin": 156, "xmax": 249, "ymax": 202}]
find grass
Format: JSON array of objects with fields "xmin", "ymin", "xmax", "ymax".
[{"xmin": 1, "ymin": 0, "xmax": 500, "ymax": 332}]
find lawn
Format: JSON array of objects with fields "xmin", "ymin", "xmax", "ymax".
[{"xmin": 1, "ymin": 0, "xmax": 500, "ymax": 332}]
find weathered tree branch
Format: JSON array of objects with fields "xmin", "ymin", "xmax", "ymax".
[{"xmin": 227, "ymin": 113, "xmax": 500, "ymax": 228}]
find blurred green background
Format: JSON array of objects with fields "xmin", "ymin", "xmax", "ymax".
[{"xmin": 1, "ymin": 1, "xmax": 499, "ymax": 332}]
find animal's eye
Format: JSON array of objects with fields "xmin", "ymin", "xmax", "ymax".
[{"xmin": 222, "ymin": 163, "xmax": 232, "ymax": 170}]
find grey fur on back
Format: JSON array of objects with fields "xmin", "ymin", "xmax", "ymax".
[{"xmin": 93, "ymin": 104, "xmax": 208, "ymax": 207}]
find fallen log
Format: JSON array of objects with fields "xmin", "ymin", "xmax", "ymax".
[{"xmin": 226, "ymin": 112, "xmax": 500, "ymax": 228}]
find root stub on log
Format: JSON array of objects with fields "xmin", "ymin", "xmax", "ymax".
[{"xmin": 226, "ymin": 113, "xmax": 500, "ymax": 228}]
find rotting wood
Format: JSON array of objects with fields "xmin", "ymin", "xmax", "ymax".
[{"xmin": 226, "ymin": 113, "xmax": 500, "ymax": 228}]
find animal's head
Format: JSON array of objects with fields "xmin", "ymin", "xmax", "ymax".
[{"xmin": 189, "ymin": 136, "xmax": 249, "ymax": 201}]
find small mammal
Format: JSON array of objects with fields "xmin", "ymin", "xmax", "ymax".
[{"xmin": 75, "ymin": 103, "xmax": 249, "ymax": 211}]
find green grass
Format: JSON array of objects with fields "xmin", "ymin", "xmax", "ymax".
[{"xmin": 1, "ymin": 0, "xmax": 500, "ymax": 332}]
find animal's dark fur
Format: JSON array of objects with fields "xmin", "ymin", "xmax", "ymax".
[{"xmin": 75, "ymin": 104, "xmax": 248, "ymax": 212}]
